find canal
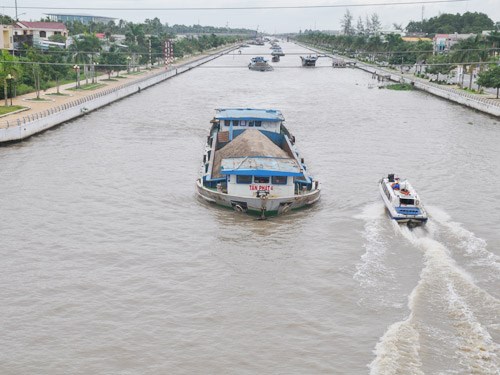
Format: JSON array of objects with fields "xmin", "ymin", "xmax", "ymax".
[{"xmin": 1, "ymin": 42, "xmax": 499, "ymax": 374}]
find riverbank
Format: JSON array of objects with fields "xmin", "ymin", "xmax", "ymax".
[
  {"xmin": 296, "ymin": 42, "xmax": 500, "ymax": 117},
  {"xmin": 0, "ymin": 44, "xmax": 239, "ymax": 143}
]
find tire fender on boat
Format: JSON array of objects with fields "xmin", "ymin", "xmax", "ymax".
[
  {"xmin": 234, "ymin": 204, "xmax": 244, "ymax": 212},
  {"xmin": 280, "ymin": 204, "xmax": 292, "ymax": 214}
]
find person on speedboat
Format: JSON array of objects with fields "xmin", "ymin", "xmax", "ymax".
[{"xmin": 391, "ymin": 178, "xmax": 400, "ymax": 190}]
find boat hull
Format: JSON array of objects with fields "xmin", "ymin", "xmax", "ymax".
[
  {"xmin": 248, "ymin": 64, "xmax": 273, "ymax": 71},
  {"xmin": 196, "ymin": 179, "xmax": 320, "ymax": 216}
]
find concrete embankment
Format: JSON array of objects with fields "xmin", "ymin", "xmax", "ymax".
[
  {"xmin": 0, "ymin": 46, "xmax": 237, "ymax": 143},
  {"xmin": 355, "ymin": 64, "xmax": 500, "ymax": 117},
  {"xmin": 298, "ymin": 43, "xmax": 500, "ymax": 118}
]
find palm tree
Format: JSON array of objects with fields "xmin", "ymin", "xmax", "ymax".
[
  {"xmin": 485, "ymin": 31, "xmax": 500, "ymax": 57},
  {"xmin": 451, "ymin": 36, "xmax": 480, "ymax": 89}
]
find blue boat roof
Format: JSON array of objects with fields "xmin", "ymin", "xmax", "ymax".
[
  {"xmin": 215, "ymin": 108, "xmax": 284, "ymax": 122},
  {"xmin": 220, "ymin": 157, "xmax": 302, "ymax": 177}
]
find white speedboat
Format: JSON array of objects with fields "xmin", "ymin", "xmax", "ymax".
[
  {"xmin": 379, "ymin": 174, "xmax": 428, "ymax": 226},
  {"xmin": 196, "ymin": 108, "xmax": 321, "ymax": 218}
]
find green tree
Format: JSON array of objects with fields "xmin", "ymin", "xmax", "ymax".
[
  {"xmin": 1, "ymin": 50, "xmax": 20, "ymax": 105},
  {"xmin": 341, "ymin": 10, "xmax": 355, "ymax": 36},
  {"xmin": 100, "ymin": 47, "xmax": 126, "ymax": 78},
  {"xmin": 44, "ymin": 48, "xmax": 70, "ymax": 94},
  {"xmin": 425, "ymin": 54, "xmax": 455, "ymax": 75},
  {"xmin": 0, "ymin": 14, "xmax": 14, "ymax": 24},
  {"xmin": 48, "ymin": 34, "xmax": 67, "ymax": 44},
  {"xmin": 451, "ymin": 36, "xmax": 476, "ymax": 88},
  {"xmin": 406, "ymin": 12, "xmax": 494, "ymax": 35},
  {"xmin": 477, "ymin": 65, "xmax": 500, "ymax": 98}
]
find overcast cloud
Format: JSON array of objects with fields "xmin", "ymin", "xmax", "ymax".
[{"xmin": 3, "ymin": 0, "xmax": 499, "ymax": 33}]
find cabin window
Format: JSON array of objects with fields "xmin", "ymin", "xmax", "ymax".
[
  {"xmin": 236, "ymin": 175, "xmax": 252, "ymax": 184},
  {"xmin": 248, "ymin": 121, "xmax": 255, "ymax": 127},
  {"xmin": 382, "ymin": 184, "xmax": 390, "ymax": 200},
  {"xmin": 224, "ymin": 120, "xmax": 230, "ymax": 127},
  {"xmin": 400, "ymin": 198, "xmax": 414, "ymax": 205},
  {"xmin": 39, "ymin": 31, "xmax": 47, "ymax": 37},
  {"xmin": 240, "ymin": 120, "xmax": 246, "ymax": 126},
  {"xmin": 233, "ymin": 120, "xmax": 239, "ymax": 126},
  {"xmin": 255, "ymin": 121, "xmax": 262, "ymax": 127},
  {"xmin": 272, "ymin": 176, "xmax": 287, "ymax": 185},
  {"xmin": 254, "ymin": 176, "xmax": 269, "ymax": 183}
]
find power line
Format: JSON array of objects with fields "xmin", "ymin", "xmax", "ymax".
[
  {"xmin": 3, "ymin": 0, "xmax": 469, "ymax": 12},
  {"xmin": 0, "ymin": 60, "xmax": 495, "ymax": 68},
  {"xmin": 10, "ymin": 47, "xmax": 500, "ymax": 56}
]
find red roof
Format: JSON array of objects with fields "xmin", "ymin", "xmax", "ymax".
[{"xmin": 15, "ymin": 21, "xmax": 67, "ymax": 30}]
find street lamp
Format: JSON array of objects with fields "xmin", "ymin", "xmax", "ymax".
[
  {"xmin": 6, "ymin": 74, "xmax": 13, "ymax": 106},
  {"xmin": 126, "ymin": 56, "xmax": 131, "ymax": 74},
  {"xmin": 92, "ymin": 62, "xmax": 99, "ymax": 83},
  {"xmin": 137, "ymin": 55, "xmax": 142, "ymax": 72},
  {"xmin": 73, "ymin": 65, "xmax": 80, "ymax": 88}
]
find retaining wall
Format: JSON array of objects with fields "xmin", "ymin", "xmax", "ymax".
[
  {"xmin": 297, "ymin": 42, "xmax": 500, "ymax": 118},
  {"xmin": 0, "ymin": 46, "xmax": 236, "ymax": 143},
  {"xmin": 355, "ymin": 64, "xmax": 500, "ymax": 117}
]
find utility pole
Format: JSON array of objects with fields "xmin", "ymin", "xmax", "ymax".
[
  {"xmin": 149, "ymin": 38, "xmax": 152, "ymax": 68},
  {"xmin": 15, "ymin": 0, "xmax": 18, "ymax": 21}
]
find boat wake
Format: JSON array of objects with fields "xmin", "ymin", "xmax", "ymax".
[
  {"xmin": 368, "ymin": 207, "xmax": 500, "ymax": 374},
  {"xmin": 354, "ymin": 202, "xmax": 395, "ymax": 290},
  {"xmin": 427, "ymin": 205, "xmax": 500, "ymax": 281}
]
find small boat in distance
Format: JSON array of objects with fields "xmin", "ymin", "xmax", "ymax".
[
  {"xmin": 196, "ymin": 108, "xmax": 321, "ymax": 218},
  {"xmin": 248, "ymin": 57, "xmax": 273, "ymax": 71},
  {"xmin": 379, "ymin": 174, "xmax": 428, "ymax": 227},
  {"xmin": 300, "ymin": 55, "xmax": 319, "ymax": 67},
  {"xmin": 272, "ymin": 55, "xmax": 280, "ymax": 62},
  {"xmin": 271, "ymin": 46, "xmax": 285, "ymax": 56}
]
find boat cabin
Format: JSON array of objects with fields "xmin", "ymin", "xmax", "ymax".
[
  {"xmin": 215, "ymin": 108, "xmax": 284, "ymax": 138},
  {"xmin": 381, "ymin": 178, "xmax": 418, "ymax": 207},
  {"xmin": 220, "ymin": 157, "xmax": 302, "ymax": 198}
]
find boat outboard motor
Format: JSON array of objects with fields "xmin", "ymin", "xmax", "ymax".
[{"xmin": 388, "ymin": 174, "xmax": 395, "ymax": 182}]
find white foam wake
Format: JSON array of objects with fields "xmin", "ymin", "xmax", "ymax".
[
  {"xmin": 427, "ymin": 205, "xmax": 500, "ymax": 277},
  {"xmin": 369, "ymin": 315, "xmax": 423, "ymax": 375},
  {"xmin": 354, "ymin": 202, "xmax": 394, "ymax": 289},
  {"xmin": 370, "ymin": 220, "xmax": 500, "ymax": 374},
  {"xmin": 446, "ymin": 282, "xmax": 500, "ymax": 374}
]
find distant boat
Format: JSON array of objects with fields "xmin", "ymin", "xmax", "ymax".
[
  {"xmin": 379, "ymin": 173, "xmax": 428, "ymax": 227},
  {"xmin": 332, "ymin": 58, "xmax": 346, "ymax": 68},
  {"xmin": 300, "ymin": 55, "xmax": 318, "ymax": 67},
  {"xmin": 248, "ymin": 56, "xmax": 273, "ymax": 71},
  {"xmin": 272, "ymin": 55, "xmax": 280, "ymax": 62},
  {"xmin": 270, "ymin": 45, "xmax": 285, "ymax": 56},
  {"xmin": 196, "ymin": 108, "xmax": 321, "ymax": 217}
]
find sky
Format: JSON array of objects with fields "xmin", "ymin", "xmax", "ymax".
[{"xmin": 2, "ymin": 0, "xmax": 499, "ymax": 33}]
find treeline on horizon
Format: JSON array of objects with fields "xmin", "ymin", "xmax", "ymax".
[
  {"xmin": 296, "ymin": 11, "xmax": 500, "ymax": 90},
  {"xmin": 300, "ymin": 11, "xmax": 498, "ymax": 36},
  {"xmin": 406, "ymin": 11, "xmax": 497, "ymax": 34},
  {"xmin": 0, "ymin": 15, "xmax": 246, "ymax": 100},
  {"xmin": 0, "ymin": 14, "xmax": 256, "ymax": 36},
  {"xmin": 297, "ymin": 11, "xmax": 499, "ymax": 66}
]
